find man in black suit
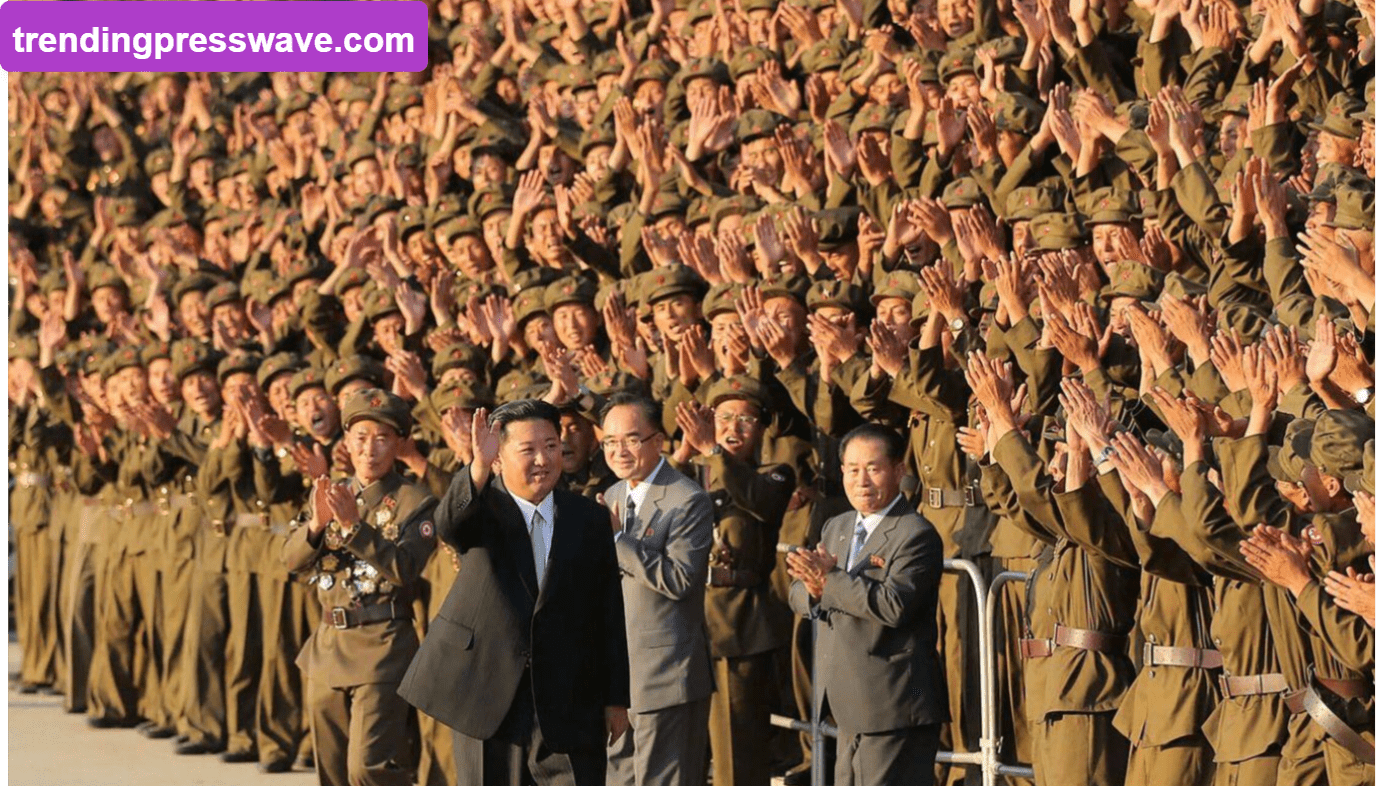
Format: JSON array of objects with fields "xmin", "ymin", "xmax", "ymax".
[
  {"xmin": 399, "ymin": 399, "xmax": 630, "ymax": 786},
  {"xmin": 786, "ymin": 424, "xmax": 947, "ymax": 786}
]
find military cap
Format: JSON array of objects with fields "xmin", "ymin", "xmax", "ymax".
[
  {"xmin": 511, "ymin": 266, "xmax": 564, "ymax": 293},
  {"xmin": 187, "ymin": 133, "xmax": 222, "ymax": 164},
  {"xmin": 1218, "ymin": 83, "xmax": 1252, "ymax": 117},
  {"xmin": 1342, "ymin": 439, "xmax": 1373, "ymax": 496},
  {"xmin": 38, "ymin": 268, "xmax": 67, "ymax": 296},
  {"xmin": 706, "ymin": 375, "xmax": 770, "ymax": 411},
  {"xmin": 1325, "ymin": 184, "xmax": 1375, "ymax": 231},
  {"xmin": 440, "ymin": 215, "xmax": 483, "ymax": 244},
  {"xmin": 1304, "ymin": 409, "xmax": 1375, "ymax": 480},
  {"xmin": 8, "ymin": 335, "xmax": 38, "ymax": 362},
  {"xmin": 643, "ymin": 265, "xmax": 707, "ymax": 304},
  {"xmin": 357, "ymin": 195, "xmax": 404, "ymax": 228},
  {"xmin": 679, "ymin": 57, "xmax": 729, "ymax": 85},
  {"xmin": 275, "ymin": 93, "xmax": 313, "ymax": 124},
  {"xmin": 704, "ymin": 283, "xmax": 743, "ymax": 319},
  {"xmin": 88, "ymin": 264, "xmax": 129, "ymax": 295},
  {"xmin": 592, "ymin": 50, "xmax": 624, "ymax": 78},
  {"xmin": 432, "ymin": 343, "xmax": 485, "ymax": 378},
  {"xmin": 326, "ymin": 266, "xmax": 369, "ymax": 297},
  {"xmin": 345, "ymin": 141, "xmax": 378, "ymax": 169},
  {"xmin": 288, "ymin": 366, "xmax": 327, "ymax": 399},
  {"xmin": 1029, "ymin": 212, "xmax": 1087, "ymax": 250},
  {"xmin": 146, "ymin": 208, "xmax": 192, "ymax": 231},
  {"xmin": 815, "ymin": 207, "xmax": 862, "ymax": 250},
  {"xmin": 741, "ymin": 0, "xmax": 774, "ymax": 11},
  {"xmin": 384, "ymin": 87, "xmax": 423, "ymax": 115},
  {"xmin": 285, "ymin": 256, "xmax": 330, "ymax": 287},
  {"xmin": 806, "ymin": 279, "xmax": 866, "ymax": 313},
  {"xmin": 851, "ymin": 104, "xmax": 896, "ymax": 136},
  {"xmin": 257, "ymin": 352, "xmax": 303, "ymax": 390},
  {"xmin": 686, "ymin": 198, "xmax": 715, "ymax": 229},
  {"xmin": 1313, "ymin": 92, "xmax": 1363, "ymax": 140},
  {"xmin": 646, "ymin": 190, "xmax": 690, "ymax": 220},
  {"xmin": 758, "ymin": 274, "xmax": 810, "ymax": 304},
  {"xmin": 799, "ymin": 41, "xmax": 845, "ymax": 74},
  {"xmin": 870, "ymin": 270, "xmax": 925, "ymax": 304},
  {"xmin": 326, "ymin": 355, "xmax": 386, "ymax": 395},
  {"xmin": 633, "ymin": 59, "xmax": 677, "ymax": 87},
  {"xmin": 738, "ymin": 109, "xmax": 786, "ymax": 143},
  {"xmin": 685, "ymin": 0, "xmax": 714, "ymax": 24},
  {"xmin": 712, "ymin": 194, "xmax": 765, "ymax": 231},
  {"xmin": 580, "ymin": 124, "xmax": 616, "ymax": 157},
  {"xmin": 396, "ymin": 206, "xmax": 428, "ymax": 240},
  {"xmin": 107, "ymin": 197, "xmax": 141, "ymax": 227},
  {"xmin": 432, "ymin": 379, "xmax": 496, "ymax": 414},
  {"xmin": 941, "ymin": 177, "xmax": 984, "ymax": 210},
  {"xmin": 1005, "ymin": 186, "xmax": 1061, "ymax": 221},
  {"xmin": 585, "ymin": 370, "xmax": 646, "ymax": 398},
  {"xmin": 470, "ymin": 185, "xmax": 514, "ymax": 221},
  {"xmin": 982, "ymin": 36, "xmax": 1026, "ymax": 65},
  {"xmin": 1084, "ymin": 187, "xmax": 1142, "ymax": 226},
  {"xmin": 496, "ymin": 369, "xmax": 550, "ymax": 402},
  {"xmin": 365, "ymin": 287, "xmax": 402, "ymax": 321},
  {"xmin": 1161, "ymin": 272, "xmax": 1208, "ymax": 300},
  {"xmin": 993, "ymin": 93, "xmax": 1046, "ymax": 135},
  {"xmin": 342, "ymin": 388, "xmax": 412, "ymax": 434},
  {"xmin": 170, "ymin": 341, "xmax": 219, "ymax": 381},
  {"xmin": 144, "ymin": 148, "xmax": 173, "ymax": 177},
  {"xmin": 1269, "ymin": 419, "xmax": 1316, "ymax": 484},
  {"xmin": 1304, "ymin": 165, "xmax": 1366, "ymax": 204},
  {"xmin": 544, "ymin": 276, "xmax": 599, "ymax": 311},
  {"xmin": 141, "ymin": 340, "xmax": 173, "ymax": 366},
  {"xmin": 205, "ymin": 282, "xmax": 242, "ymax": 313},
  {"xmin": 838, "ymin": 49, "xmax": 875, "ymax": 84},
  {"xmin": 729, "ymin": 47, "xmax": 774, "ymax": 81},
  {"xmin": 1102, "ymin": 263, "xmax": 1162, "ymax": 301},
  {"xmin": 216, "ymin": 349, "xmax": 262, "ymax": 383},
  {"xmin": 938, "ymin": 46, "xmax": 977, "ymax": 83}
]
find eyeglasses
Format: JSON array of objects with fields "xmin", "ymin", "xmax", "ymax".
[
  {"xmin": 601, "ymin": 434, "xmax": 656, "ymax": 452},
  {"xmin": 714, "ymin": 412, "xmax": 760, "ymax": 427}
]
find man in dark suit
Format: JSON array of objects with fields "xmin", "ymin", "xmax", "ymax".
[
  {"xmin": 398, "ymin": 399, "xmax": 630, "ymax": 786},
  {"xmin": 599, "ymin": 394, "xmax": 714, "ymax": 786},
  {"xmin": 786, "ymin": 424, "xmax": 947, "ymax": 786}
]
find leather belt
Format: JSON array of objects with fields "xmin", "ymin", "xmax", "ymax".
[
  {"xmin": 1219, "ymin": 672, "xmax": 1290, "ymax": 700},
  {"xmin": 122, "ymin": 500, "xmax": 156, "ymax": 516},
  {"xmin": 328, "ymin": 602, "xmax": 411, "ymax": 630},
  {"xmin": 1283, "ymin": 679, "xmax": 1375, "ymax": 762},
  {"xmin": 1142, "ymin": 642, "xmax": 1223, "ymax": 669},
  {"xmin": 1019, "ymin": 623, "xmax": 1127, "ymax": 659},
  {"xmin": 708, "ymin": 566, "xmax": 762, "ymax": 588},
  {"xmin": 235, "ymin": 513, "xmax": 269, "ymax": 529},
  {"xmin": 269, "ymin": 521, "xmax": 292, "ymax": 537},
  {"xmin": 16, "ymin": 472, "xmax": 49, "ymax": 488},
  {"xmin": 926, "ymin": 486, "xmax": 982, "ymax": 509}
]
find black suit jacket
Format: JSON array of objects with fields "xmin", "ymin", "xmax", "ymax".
[{"xmin": 398, "ymin": 466, "xmax": 630, "ymax": 753}]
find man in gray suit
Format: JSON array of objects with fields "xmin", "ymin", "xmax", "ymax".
[
  {"xmin": 599, "ymin": 394, "xmax": 714, "ymax": 786},
  {"xmin": 786, "ymin": 424, "xmax": 947, "ymax": 786}
]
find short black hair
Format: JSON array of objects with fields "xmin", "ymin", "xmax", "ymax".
[
  {"xmin": 490, "ymin": 399, "xmax": 561, "ymax": 442},
  {"xmin": 839, "ymin": 423, "xmax": 906, "ymax": 464},
  {"xmin": 599, "ymin": 393, "xmax": 663, "ymax": 434}
]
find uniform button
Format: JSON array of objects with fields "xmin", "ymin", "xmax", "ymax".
[
  {"xmin": 1213, "ymin": 637, "xmax": 1221, "ymax": 646},
  {"xmin": 1150, "ymin": 670, "xmax": 1156, "ymax": 678},
  {"xmin": 1148, "ymin": 634, "xmax": 1156, "ymax": 643},
  {"xmin": 256, "ymin": 499, "xmax": 265, "ymax": 508}
]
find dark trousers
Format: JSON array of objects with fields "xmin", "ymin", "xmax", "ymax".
[
  {"xmin": 453, "ymin": 681, "xmax": 606, "ymax": 786},
  {"xmin": 835, "ymin": 724, "xmax": 940, "ymax": 786}
]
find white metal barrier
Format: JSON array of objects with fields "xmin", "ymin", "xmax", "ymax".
[{"xmin": 770, "ymin": 562, "xmax": 1035, "ymax": 786}]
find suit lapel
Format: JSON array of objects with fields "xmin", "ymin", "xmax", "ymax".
[
  {"xmin": 847, "ymin": 497, "xmax": 908, "ymax": 573},
  {"xmin": 535, "ymin": 492, "xmax": 572, "ymax": 613},
  {"xmin": 494, "ymin": 478, "xmax": 539, "ymax": 602},
  {"xmin": 635, "ymin": 466, "xmax": 671, "ymax": 538}
]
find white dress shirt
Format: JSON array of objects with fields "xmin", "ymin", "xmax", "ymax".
[
  {"xmin": 848, "ymin": 494, "xmax": 902, "ymax": 570},
  {"xmin": 509, "ymin": 490, "xmax": 556, "ymax": 585},
  {"xmin": 622, "ymin": 457, "xmax": 667, "ymax": 534}
]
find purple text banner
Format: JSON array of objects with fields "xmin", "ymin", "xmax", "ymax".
[{"xmin": 1, "ymin": 1, "xmax": 429, "ymax": 72}]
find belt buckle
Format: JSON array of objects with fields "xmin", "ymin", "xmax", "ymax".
[
  {"xmin": 1219, "ymin": 674, "xmax": 1235, "ymax": 700},
  {"xmin": 330, "ymin": 608, "xmax": 349, "ymax": 629},
  {"xmin": 927, "ymin": 487, "xmax": 942, "ymax": 509},
  {"xmin": 1142, "ymin": 641, "xmax": 1155, "ymax": 667}
]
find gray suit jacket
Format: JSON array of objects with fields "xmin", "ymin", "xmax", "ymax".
[
  {"xmin": 788, "ymin": 495, "xmax": 948, "ymax": 734},
  {"xmin": 609, "ymin": 461, "xmax": 714, "ymax": 713}
]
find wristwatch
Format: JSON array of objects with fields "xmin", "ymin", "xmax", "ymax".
[
  {"xmin": 575, "ymin": 383, "xmax": 596, "ymax": 411},
  {"xmin": 1093, "ymin": 445, "xmax": 1116, "ymax": 467},
  {"xmin": 1356, "ymin": 387, "xmax": 1373, "ymax": 406},
  {"xmin": 948, "ymin": 316, "xmax": 966, "ymax": 333}
]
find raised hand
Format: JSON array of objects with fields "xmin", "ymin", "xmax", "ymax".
[
  {"xmin": 469, "ymin": 407, "xmax": 501, "ymax": 490},
  {"xmin": 1240, "ymin": 524, "xmax": 1315, "ymax": 596}
]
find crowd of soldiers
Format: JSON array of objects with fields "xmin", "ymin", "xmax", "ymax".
[{"xmin": 6, "ymin": 0, "xmax": 1376, "ymax": 783}]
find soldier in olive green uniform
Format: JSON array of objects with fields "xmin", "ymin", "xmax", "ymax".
[
  {"xmin": 674, "ymin": 376, "xmax": 795, "ymax": 786},
  {"xmin": 283, "ymin": 389, "xmax": 438, "ymax": 786}
]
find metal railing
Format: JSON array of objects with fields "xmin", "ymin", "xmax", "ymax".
[{"xmin": 770, "ymin": 562, "xmax": 1035, "ymax": 786}]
